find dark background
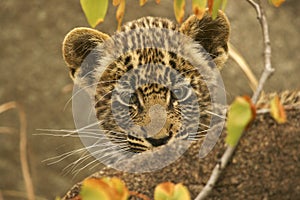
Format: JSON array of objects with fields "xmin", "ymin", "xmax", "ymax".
[{"xmin": 0, "ymin": 0, "xmax": 299, "ymax": 199}]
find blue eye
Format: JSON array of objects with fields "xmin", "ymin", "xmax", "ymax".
[{"xmin": 172, "ymin": 86, "xmax": 189, "ymax": 101}]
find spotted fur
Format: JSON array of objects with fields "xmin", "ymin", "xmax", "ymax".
[{"xmin": 62, "ymin": 11, "xmax": 230, "ymax": 153}]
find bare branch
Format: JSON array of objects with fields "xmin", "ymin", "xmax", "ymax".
[
  {"xmin": 247, "ymin": 0, "xmax": 275, "ymax": 103},
  {"xmin": 195, "ymin": 1, "xmax": 275, "ymax": 199},
  {"xmin": 0, "ymin": 102, "xmax": 35, "ymax": 200},
  {"xmin": 229, "ymin": 43, "xmax": 258, "ymax": 92},
  {"xmin": 0, "ymin": 127, "xmax": 16, "ymax": 134},
  {"xmin": 1, "ymin": 190, "xmax": 46, "ymax": 200}
]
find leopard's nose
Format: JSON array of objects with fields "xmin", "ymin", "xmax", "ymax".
[
  {"xmin": 143, "ymin": 104, "xmax": 167, "ymax": 138},
  {"xmin": 145, "ymin": 133, "xmax": 172, "ymax": 147}
]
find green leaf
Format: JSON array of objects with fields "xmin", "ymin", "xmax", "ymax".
[
  {"xmin": 221, "ymin": 0, "xmax": 227, "ymax": 10},
  {"xmin": 154, "ymin": 182, "xmax": 191, "ymax": 200},
  {"xmin": 80, "ymin": 179, "xmax": 111, "ymax": 200},
  {"xmin": 212, "ymin": 0, "xmax": 222, "ymax": 19},
  {"xmin": 172, "ymin": 184, "xmax": 191, "ymax": 200},
  {"xmin": 192, "ymin": 0, "xmax": 207, "ymax": 20},
  {"xmin": 155, "ymin": 182, "xmax": 174, "ymax": 200},
  {"xmin": 80, "ymin": 0, "xmax": 108, "ymax": 28},
  {"xmin": 226, "ymin": 96, "xmax": 256, "ymax": 147},
  {"xmin": 174, "ymin": 0, "xmax": 186, "ymax": 23}
]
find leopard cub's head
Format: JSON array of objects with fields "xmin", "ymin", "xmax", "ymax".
[{"xmin": 62, "ymin": 11, "xmax": 230, "ymax": 153}]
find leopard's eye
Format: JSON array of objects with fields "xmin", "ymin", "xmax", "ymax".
[
  {"xmin": 172, "ymin": 86, "xmax": 191, "ymax": 102},
  {"xmin": 119, "ymin": 91, "xmax": 138, "ymax": 105},
  {"xmin": 129, "ymin": 93, "xmax": 138, "ymax": 104}
]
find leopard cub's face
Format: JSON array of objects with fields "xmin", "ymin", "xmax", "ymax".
[
  {"xmin": 62, "ymin": 11, "xmax": 230, "ymax": 153},
  {"xmin": 96, "ymin": 49, "xmax": 210, "ymax": 152}
]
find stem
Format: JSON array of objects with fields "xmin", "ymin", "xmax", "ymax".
[
  {"xmin": 248, "ymin": 0, "xmax": 275, "ymax": 103},
  {"xmin": 195, "ymin": 1, "xmax": 274, "ymax": 199},
  {"xmin": 0, "ymin": 102, "xmax": 35, "ymax": 200}
]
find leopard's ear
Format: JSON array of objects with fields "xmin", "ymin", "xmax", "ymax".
[
  {"xmin": 180, "ymin": 10, "xmax": 230, "ymax": 69},
  {"xmin": 62, "ymin": 28, "xmax": 109, "ymax": 80}
]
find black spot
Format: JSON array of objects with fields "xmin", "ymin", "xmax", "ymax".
[
  {"xmin": 70, "ymin": 68, "xmax": 76, "ymax": 78},
  {"xmin": 131, "ymin": 23, "xmax": 136, "ymax": 29},
  {"xmin": 169, "ymin": 52, "xmax": 177, "ymax": 59},
  {"xmin": 128, "ymin": 134, "xmax": 144, "ymax": 142},
  {"xmin": 169, "ymin": 60, "xmax": 176, "ymax": 69},
  {"xmin": 137, "ymin": 105, "xmax": 144, "ymax": 114},
  {"xmin": 127, "ymin": 64, "xmax": 133, "ymax": 71},
  {"xmin": 124, "ymin": 56, "xmax": 131, "ymax": 65},
  {"xmin": 162, "ymin": 20, "xmax": 168, "ymax": 28},
  {"xmin": 139, "ymin": 54, "xmax": 143, "ymax": 62}
]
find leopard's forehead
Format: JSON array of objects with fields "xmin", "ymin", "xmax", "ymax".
[
  {"xmin": 97, "ymin": 48, "xmax": 205, "ymax": 94},
  {"xmin": 74, "ymin": 18, "xmax": 215, "ymax": 90},
  {"xmin": 88, "ymin": 30, "xmax": 212, "ymax": 86},
  {"xmin": 121, "ymin": 16, "xmax": 178, "ymax": 31}
]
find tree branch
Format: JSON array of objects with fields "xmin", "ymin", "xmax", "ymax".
[
  {"xmin": 195, "ymin": 1, "xmax": 275, "ymax": 199},
  {"xmin": 0, "ymin": 102, "xmax": 35, "ymax": 200},
  {"xmin": 248, "ymin": 0, "xmax": 275, "ymax": 103}
]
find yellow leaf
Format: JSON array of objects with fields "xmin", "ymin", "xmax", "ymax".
[
  {"xmin": 174, "ymin": 0, "xmax": 186, "ymax": 23},
  {"xmin": 226, "ymin": 96, "xmax": 256, "ymax": 147},
  {"xmin": 113, "ymin": 0, "xmax": 121, "ymax": 6},
  {"xmin": 154, "ymin": 182, "xmax": 191, "ymax": 200},
  {"xmin": 156, "ymin": 0, "xmax": 161, "ymax": 4},
  {"xmin": 116, "ymin": 0, "xmax": 126, "ymax": 30},
  {"xmin": 103, "ymin": 177, "xmax": 129, "ymax": 200},
  {"xmin": 80, "ymin": 0, "xmax": 108, "ymax": 28},
  {"xmin": 155, "ymin": 182, "xmax": 175, "ymax": 200},
  {"xmin": 192, "ymin": 0, "xmax": 207, "ymax": 20},
  {"xmin": 221, "ymin": 0, "xmax": 227, "ymax": 10},
  {"xmin": 80, "ymin": 177, "xmax": 129, "ymax": 200},
  {"xmin": 172, "ymin": 183, "xmax": 191, "ymax": 200},
  {"xmin": 269, "ymin": 0, "xmax": 285, "ymax": 7},
  {"xmin": 80, "ymin": 178, "xmax": 112, "ymax": 200},
  {"xmin": 270, "ymin": 95, "xmax": 287, "ymax": 124},
  {"xmin": 140, "ymin": 0, "xmax": 147, "ymax": 6}
]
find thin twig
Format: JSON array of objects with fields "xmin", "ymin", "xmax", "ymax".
[
  {"xmin": 195, "ymin": 1, "xmax": 274, "ymax": 199},
  {"xmin": 129, "ymin": 191, "xmax": 151, "ymax": 200},
  {"xmin": 0, "ymin": 126, "xmax": 16, "ymax": 134},
  {"xmin": 248, "ymin": 0, "xmax": 275, "ymax": 103},
  {"xmin": 229, "ymin": 43, "xmax": 258, "ymax": 92},
  {"xmin": 0, "ymin": 101, "xmax": 35, "ymax": 200},
  {"xmin": 1, "ymin": 190, "xmax": 46, "ymax": 200}
]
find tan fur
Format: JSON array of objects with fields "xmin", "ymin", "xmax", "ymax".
[{"xmin": 62, "ymin": 11, "xmax": 230, "ymax": 153}]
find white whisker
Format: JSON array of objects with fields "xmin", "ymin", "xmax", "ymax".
[{"xmin": 204, "ymin": 110, "xmax": 226, "ymax": 119}]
